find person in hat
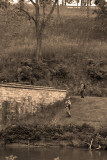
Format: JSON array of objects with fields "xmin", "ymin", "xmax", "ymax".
[{"xmin": 65, "ymin": 97, "xmax": 71, "ymax": 117}]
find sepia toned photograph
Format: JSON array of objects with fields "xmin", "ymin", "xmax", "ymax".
[{"xmin": 0, "ymin": 0, "xmax": 107, "ymax": 159}]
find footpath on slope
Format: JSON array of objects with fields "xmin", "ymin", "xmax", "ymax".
[{"xmin": 51, "ymin": 96, "xmax": 107, "ymax": 129}]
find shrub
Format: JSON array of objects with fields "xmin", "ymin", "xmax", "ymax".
[
  {"xmin": 94, "ymin": 0, "xmax": 107, "ymax": 33},
  {"xmin": 98, "ymin": 126, "xmax": 107, "ymax": 138},
  {"xmin": 76, "ymin": 123, "xmax": 95, "ymax": 133}
]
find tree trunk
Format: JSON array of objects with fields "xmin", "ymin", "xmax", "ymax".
[
  {"xmin": 43, "ymin": 0, "xmax": 46, "ymax": 20},
  {"xmin": 62, "ymin": 0, "xmax": 63, "ymax": 6},
  {"xmin": 36, "ymin": 32, "xmax": 42, "ymax": 60},
  {"xmin": 77, "ymin": 0, "xmax": 79, "ymax": 7},
  {"xmin": 35, "ymin": 0, "xmax": 41, "ymax": 60},
  {"xmin": 87, "ymin": 0, "xmax": 89, "ymax": 18},
  {"xmin": 57, "ymin": 0, "xmax": 60, "ymax": 19}
]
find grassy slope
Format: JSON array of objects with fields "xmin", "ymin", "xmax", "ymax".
[
  {"xmin": 0, "ymin": 7, "xmax": 106, "ymax": 94},
  {"xmin": 51, "ymin": 96, "xmax": 107, "ymax": 129},
  {"xmin": 20, "ymin": 96, "xmax": 107, "ymax": 129},
  {"xmin": 1, "ymin": 96, "xmax": 107, "ymax": 148}
]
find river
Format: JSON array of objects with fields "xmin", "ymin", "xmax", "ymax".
[{"xmin": 0, "ymin": 146, "xmax": 107, "ymax": 160}]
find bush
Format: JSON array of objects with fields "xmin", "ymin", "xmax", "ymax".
[
  {"xmin": 1, "ymin": 123, "xmax": 107, "ymax": 149},
  {"xmin": 94, "ymin": 0, "xmax": 107, "ymax": 33},
  {"xmin": 98, "ymin": 127, "xmax": 107, "ymax": 138},
  {"xmin": 0, "ymin": 9, "xmax": 106, "ymax": 96},
  {"xmin": 76, "ymin": 123, "xmax": 95, "ymax": 133},
  {"xmin": 0, "ymin": 125, "xmax": 41, "ymax": 142}
]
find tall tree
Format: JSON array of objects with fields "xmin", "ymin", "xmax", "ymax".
[
  {"xmin": 17, "ymin": 0, "xmax": 58, "ymax": 60},
  {"xmin": 95, "ymin": 0, "xmax": 107, "ymax": 32}
]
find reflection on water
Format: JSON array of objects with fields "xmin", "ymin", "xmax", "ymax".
[
  {"xmin": 5, "ymin": 155, "xmax": 17, "ymax": 160},
  {"xmin": 0, "ymin": 146, "xmax": 107, "ymax": 160}
]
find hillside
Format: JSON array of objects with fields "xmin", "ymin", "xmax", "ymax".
[
  {"xmin": 0, "ymin": 96, "xmax": 107, "ymax": 149},
  {"xmin": 51, "ymin": 96, "xmax": 107, "ymax": 129},
  {"xmin": 18, "ymin": 96, "xmax": 107, "ymax": 130},
  {"xmin": 0, "ymin": 6, "xmax": 107, "ymax": 149},
  {"xmin": 0, "ymin": 7, "xmax": 107, "ymax": 97}
]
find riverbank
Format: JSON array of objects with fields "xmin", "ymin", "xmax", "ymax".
[
  {"xmin": 9, "ymin": 96, "xmax": 106, "ymax": 129},
  {"xmin": 0, "ymin": 96, "xmax": 107, "ymax": 150},
  {"xmin": 0, "ymin": 122, "xmax": 107, "ymax": 150}
]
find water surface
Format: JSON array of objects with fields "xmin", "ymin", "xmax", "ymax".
[{"xmin": 0, "ymin": 146, "xmax": 107, "ymax": 160}]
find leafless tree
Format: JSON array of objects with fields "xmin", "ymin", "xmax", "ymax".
[
  {"xmin": 84, "ymin": 138, "xmax": 93, "ymax": 150},
  {"xmin": 17, "ymin": 0, "xmax": 58, "ymax": 60}
]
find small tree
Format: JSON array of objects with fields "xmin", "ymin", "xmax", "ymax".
[
  {"xmin": 95, "ymin": 0, "xmax": 107, "ymax": 32},
  {"xmin": 17, "ymin": 0, "xmax": 58, "ymax": 60}
]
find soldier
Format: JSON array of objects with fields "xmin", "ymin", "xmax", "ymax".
[
  {"xmin": 65, "ymin": 97, "xmax": 71, "ymax": 117},
  {"xmin": 80, "ymin": 81, "xmax": 86, "ymax": 98}
]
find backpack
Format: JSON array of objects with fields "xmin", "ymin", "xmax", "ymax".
[{"xmin": 84, "ymin": 84, "xmax": 86, "ymax": 89}]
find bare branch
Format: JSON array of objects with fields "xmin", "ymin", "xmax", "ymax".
[
  {"xmin": 45, "ymin": 0, "xmax": 58, "ymax": 23},
  {"xmin": 30, "ymin": 0, "xmax": 36, "ymax": 7},
  {"xmin": 84, "ymin": 138, "xmax": 93, "ymax": 150},
  {"xmin": 96, "ymin": 144, "xmax": 101, "ymax": 150},
  {"xmin": 84, "ymin": 142, "xmax": 90, "ymax": 145},
  {"xmin": 39, "ymin": 0, "xmax": 58, "ymax": 33},
  {"xmin": 16, "ymin": 7, "xmax": 36, "ymax": 23}
]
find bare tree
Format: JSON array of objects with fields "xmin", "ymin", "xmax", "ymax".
[
  {"xmin": 17, "ymin": 0, "xmax": 58, "ymax": 60},
  {"xmin": 84, "ymin": 138, "xmax": 93, "ymax": 150}
]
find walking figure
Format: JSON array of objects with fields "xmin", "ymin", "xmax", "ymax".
[
  {"xmin": 65, "ymin": 97, "xmax": 71, "ymax": 117},
  {"xmin": 80, "ymin": 81, "xmax": 86, "ymax": 98}
]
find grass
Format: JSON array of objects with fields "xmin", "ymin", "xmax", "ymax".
[
  {"xmin": 0, "ymin": 6, "xmax": 107, "ymax": 148},
  {"xmin": 11, "ymin": 96, "xmax": 107, "ymax": 129},
  {"xmin": 50, "ymin": 96, "xmax": 107, "ymax": 129},
  {"xmin": 1, "ymin": 96, "xmax": 107, "ymax": 149},
  {"xmin": 0, "ymin": 6, "xmax": 107, "ymax": 94}
]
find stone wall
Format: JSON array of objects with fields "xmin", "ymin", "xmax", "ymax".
[{"xmin": 0, "ymin": 83, "xmax": 66, "ymax": 126}]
